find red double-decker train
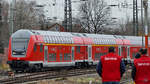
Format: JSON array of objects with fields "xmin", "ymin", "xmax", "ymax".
[{"xmin": 7, "ymin": 29, "xmax": 150, "ymax": 72}]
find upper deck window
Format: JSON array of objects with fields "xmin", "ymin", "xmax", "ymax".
[{"xmin": 76, "ymin": 46, "xmax": 80, "ymax": 53}]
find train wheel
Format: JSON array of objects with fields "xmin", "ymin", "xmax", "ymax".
[
  {"xmin": 75, "ymin": 62, "xmax": 83, "ymax": 68},
  {"xmin": 34, "ymin": 64, "xmax": 42, "ymax": 72},
  {"xmin": 85, "ymin": 62, "xmax": 89, "ymax": 68}
]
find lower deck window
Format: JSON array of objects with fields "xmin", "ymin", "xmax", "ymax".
[
  {"xmin": 49, "ymin": 53, "xmax": 56, "ymax": 61},
  {"xmin": 95, "ymin": 53, "xmax": 101, "ymax": 60},
  {"xmin": 64, "ymin": 53, "xmax": 71, "ymax": 61},
  {"xmin": 132, "ymin": 53, "xmax": 136, "ymax": 59},
  {"xmin": 95, "ymin": 53, "xmax": 107, "ymax": 60}
]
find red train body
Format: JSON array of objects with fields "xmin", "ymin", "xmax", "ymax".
[{"xmin": 7, "ymin": 30, "xmax": 150, "ymax": 72}]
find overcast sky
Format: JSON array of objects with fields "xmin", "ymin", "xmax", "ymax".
[
  {"xmin": 35, "ymin": 0, "xmax": 81, "ymax": 21},
  {"xmin": 9, "ymin": 0, "xmax": 148, "ymax": 24},
  {"xmin": 35, "ymin": 0, "xmax": 135, "ymax": 22}
]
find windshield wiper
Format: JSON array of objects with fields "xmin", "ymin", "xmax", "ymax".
[{"xmin": 13, "ymin": 49, "xmax": 26, "ymax": 55}]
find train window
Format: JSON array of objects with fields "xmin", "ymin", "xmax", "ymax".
[
  {"xmin": 104, "ymin": 47, "xmax": 107, "ymax": 50},
  {"xmin": 49, "ymin": 53, "xmax": 56, "ymax": 61},
  {"xmin": 95, "ymin": 53, "xmax": 101, "ymax": 60},
  {"xmin": 95, "ymin": 52, "xmax": 107, "ymax": 60},
  {"xmin": 88, "ymin": 46, "xmax": 91, "ymax": 57},
  {"xmin": 44, "ymin": 46, "xmax": 48, "ymax": 61},
  {"xmin": 122, "ymin": 47, "xmax": 124, "ymax": 52},
  {"xmin": 86, "ymin": 47, "xmax": 88, "ymax": 52},
  {"xmin": 64, "ymin": 53, "xmax": 71, "ymax": 61},
  {"xmin": 40, "ymin": 44, "xmax": 43, "ymax": 52},
  {"xmin": 101, "ymin": 53, "xmax": 107, "ymax": 56},
  {"xmin": 118, "ymin": 47, "xmax": 121, "ymax": 56},
  {"xmin": 127, "ymin": 47, "xmax": 130, "ymax": 56},
  {"xmin": 76, "ymin": 46, "xmax": 80, "ymax": 53},
  {"xmin": 96, "ymin": 48, "xmax": 100, "ymax": 51},
  {"xmin": 60, "ymin": 53, "xmax": 63, "ymax": 61},
  {"xmin": 34, "ymin": 44, "xmax": 37, "ymax": 52},
  {"xmin": 72, "ymin": 47, "xmax": 74, "ymax": 61},
  {"xmin": 132, "ymin": 53, "xmax": 136, "ymax": 59}
]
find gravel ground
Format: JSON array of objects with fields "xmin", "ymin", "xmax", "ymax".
[
  {"xmin": 25, "ymin": 70, "xmax": 134, "ymax": 84},
  {"xmin": 25, "ymin": 74, "xmax": 101, "ymax": 84},
  {"xmin": 0, "ymin": 65, "xmax": 134, "ymax": 84}
]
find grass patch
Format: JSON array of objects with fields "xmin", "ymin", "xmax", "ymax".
[
  {"xmin": 68, "ymin": 75, "xmax": 101, "ymax": 84},
  {"xmin": 0, "ymin": 63, "xmax": 10, "ymax": 71},
  {"xmin": 55, "ymin": 77, "xmax": 67, "ymax": 81}
]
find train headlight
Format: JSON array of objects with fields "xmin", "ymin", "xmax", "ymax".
[{"xmin": 12, "ymin": 52, "xmax": 16, "ymax": 55}]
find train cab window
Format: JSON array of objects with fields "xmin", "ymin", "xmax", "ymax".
[
  {"xmin": 49, "ymin": 53, "xmax": 56, "ymax": 61},
  {"xmin": 34, "ymin": 44, "xmax": 37, "ymax": 52},
  {"xmin": 64, "ymin": 53, "xmax": 71, "ymax": 61},
  {"xmin": 76, "ymin": 46, "xmax": 80, "ymax": 53},
  {"xmin": 40, "ymin": 44, "xmax": 43, "ymax": 52}
]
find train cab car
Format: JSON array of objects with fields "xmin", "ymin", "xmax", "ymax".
[{"xmin": 7, "ymin": 30, "xmax": 36, "ymax": 71}]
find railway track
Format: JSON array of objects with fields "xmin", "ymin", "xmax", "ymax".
[
  {"xmin": 120, "ymin": 67, "xmax": 133, "ymax": 84},
  {"xmin": 0, "ymin": 68, "xmax": 96, "ymax": 84},
  {"xmin": 0, "ymin": 67, "xmax": 132, "ymax": 84},
  {"xmin": 120, "ymin": 79, "xmax": 133, "ymax": 84}
]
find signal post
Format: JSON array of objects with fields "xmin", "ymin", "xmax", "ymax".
[{"xmin": 143, "ymin": 0, "xmax": 148, "ymax": 49}]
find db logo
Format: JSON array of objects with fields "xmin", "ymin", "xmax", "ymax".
[{"xmin": 17, "ymin": 58, "xmax": 20, "ymax": 60}]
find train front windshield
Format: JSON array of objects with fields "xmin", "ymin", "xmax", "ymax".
[{"xmin": 12, "ymin": 38, "xmax": 29, "ymax": 57}]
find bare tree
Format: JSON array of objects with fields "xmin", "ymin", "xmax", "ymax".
[
  {"xmin": 0, "ymin": 0, "xmax": 9, "ymax": 49},
  {"xmin": 13, "ymin": 0, "xmax": 45, "ymax": 31},
  {"xmin": 118, "ymin": 16, "xmax": 134, "ymax": 36},
  {"xmin": 0, "ymin": 0, "xmax": 46, "ymax": 48},
  {"xmin": 79, "ymin": 0, "xmax": 110, "ymax": 34}
]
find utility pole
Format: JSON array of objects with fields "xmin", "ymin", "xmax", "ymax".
[
  {"xmin": 141, "ymin": 0, "xmax": 144, "ymax": 47},
  {"xmin": 9, "ymin": 0, "xmax": 15, "ymax": 35},
  {"xmin": 0, "ymin": 2, "xmax": 2, "ymax": 23},
  {"xmin": 64, "ymin": 0, "xmax": 72, "ymax": 32},
  {"xmin": 0, "ymin": 0, "xmax": 4, "ymax": 54},
  {"xmin": 143, "ymin": 0, "xmax": 148, "ymax": 48},
  {"xmin": 133, "ymin": 0, "xmax": 138, "ymax": 36}
]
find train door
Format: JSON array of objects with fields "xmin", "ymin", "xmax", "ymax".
[
  {"xmin": 88, "ymin": 45, "xmax": 92, "ymax": 62},
  {"xmin": 121, "ymin": 46, "xmax": 127, "ymax": 58},
  {"xmin": 119, "ymin": 46, "xmax": 127, "ymax": 58},
  {"xmin": 130, "ymin": 47, "xmax": 140, "ymax": 59},
  {"xmin": 72, "ymin": 46, "xmax": 75, "ymax": 61},
  {"xmin": 127, "ymin": 46, "xmax": 130, "ymax": 63},
  {"xmin": 75, "ymin": 46, "xmax": 88, "ymax": 61},
  {"xmin": 44, "ymin": 46, "xmax": 48, "ymax": 62},
  {"xmin": 81, "ymin": 46, "xmax": 88, "ymax": 61}
]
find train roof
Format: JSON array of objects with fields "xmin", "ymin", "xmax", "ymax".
[
  {"xmin": 12, "ymin": 30, "xmax": 33, "ymax": 38},
  {"xmin": 11, "ymin": 29, "xmax": 147, "ymax": 46}
]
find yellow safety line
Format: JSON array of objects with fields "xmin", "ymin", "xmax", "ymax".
[
  {"xmin": 44, "ymin": 43, "xmax": 118, "ymax": 47},
  {"xmin": 44, "ymin": 43, "xmax": 74, "ymax": 46},
  {"xmin": 93, "ymin": 45, "xmax": 118, "ymax": 47}
]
